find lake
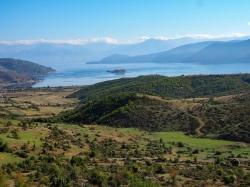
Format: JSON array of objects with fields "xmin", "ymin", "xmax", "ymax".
[{"xmin": 34, "ymin": 62, "xmax": 250, "ymax": 87}]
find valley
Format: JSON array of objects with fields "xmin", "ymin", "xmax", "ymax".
[{"xmin": 0, "ymin": 75, "xmax": 249, "ymax": 186}]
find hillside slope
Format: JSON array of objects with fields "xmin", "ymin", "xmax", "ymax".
[
  {"xmin": 60, "ymin": 93, "xmax": 199, "ymax": 134},
  {"xmin": 70, "ymin": 74, "xmax": 250, "ymax": 100},
  {"xmin": 65, "ymin": 74, "xmax": 250, "ymax": 143},
  {"xmin": 191, "ymin": 92, "xmax": 250, "ymax": 142},
  {"xmin": 0, "ymin": 58, "xmax": 54, "ymax": 87},
  {"xmin": 60, "ymin": 92, "xmax": 250, "ymax": 143},
  {"xmin": 0, "ymin": 58, "xmax": 54, "ymax": 76}
]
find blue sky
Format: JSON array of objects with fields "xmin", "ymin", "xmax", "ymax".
[{"xmin": 0, "ymin": 0, "xmax": 250, "ymax": 42}]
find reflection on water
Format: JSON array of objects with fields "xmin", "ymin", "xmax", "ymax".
[{"xmin": 34, "ymin": 62, "xmax": 250, "ymax": 87}]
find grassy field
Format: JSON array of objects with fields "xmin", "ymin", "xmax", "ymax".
[
  {"xmin": 0, "ymin": 87, "xmax": 249, "ymax": 186},
  {"xmin": 153, "ymin": 132, "xmax": 237, "ymax": 149},
  {"xmin": 0, "ymin": 122, "xmax": 248, "ymax": 186},
  {"xmin": 152, "ymin": 131, "xmax": 250, "ymax": 160},
  {"xmin": 0, "ymin": 152, "xmax": 21, "ymax": 164},
  {"xmin": 0, "ymin": 87, "xmax": 79, "ymax": 118},
  {"xmin": 0, "ymin": 122, "xmax": 249, "ymax": 165}
]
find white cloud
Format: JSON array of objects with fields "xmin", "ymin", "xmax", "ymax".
[
  {"xmin": 87, "ymin": 37, "xmax": 119, "ymax": 44},
  {"xmin": 0, "ymin": 37, "xmax": 120, "ymax": 45},
  {"xmin": 0, "ymin": 33, "xmax": 249, "ymax": 45},
  {"xmin": 136, "ymin": 33, "xmax": 249, "ymax": 43},
  {"xmin": 181, "ymin": 33, "xmax": 249, "ymax": 39},
  {"xmin": 138, "ymin": 36, "xmax": 173, "ymax": 41}
]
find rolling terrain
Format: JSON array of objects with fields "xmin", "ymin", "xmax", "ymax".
[
  {"xmin": 0, "ymin": 75, "xmax": 249, "ymax": 186},
  {"xmin": 0, "ymin": 87, "xmax": 249, "ymax": 186},
  {"xmin": 70, "ymin": 74, "xmax": 250, "ymax": 100},
  {"xmin": 63, "ymin": 74, "xmax": 250, "ymax": 143},
  {"xmin": 59, "ymin": 92, "xmax": 250, "ymax": 143}
]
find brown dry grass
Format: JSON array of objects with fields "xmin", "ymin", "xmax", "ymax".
[{"xmin": 1, "ymin": 88, "xmax": 79, "ymax": 118}]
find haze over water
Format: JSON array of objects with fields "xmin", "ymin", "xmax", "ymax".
[{"xmin": 34, "ymin": 62, "xmax": 250, "ymax": 87}]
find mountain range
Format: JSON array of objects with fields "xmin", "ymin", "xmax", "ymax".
[
  {"xmin": 1, "ymin": 36, "xmax": 248, "ymax": 67},
  {"xmin": 89, "ymin": 39, "xmax": 250, "ymax": 64}
]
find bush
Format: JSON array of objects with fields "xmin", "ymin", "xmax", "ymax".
[
  {"xmin": 88, "ymin": 170, "xmax": 107, "ymax": 186},
  {"xmin": 223, "ymin": 175, "xmax": 237, "ymax": 184},
  {"xmin": 15, "ymin": 151, "xmax": 28, "ymax": 158},
  {"xmin": 70, "ymin": 156, "xmax": 85, "ymax": 166},
  {"xmin": 0, "ymin": 139, "xmax": 9, "ymax": 152}
]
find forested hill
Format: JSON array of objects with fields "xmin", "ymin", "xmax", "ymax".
[
  {"xmin": 59, "ymin": 74, "xmax": 250, "ymax": 143},
  {"xmin": 58, "ymin": 91, "xmax": 250, "ymax": 143},
  {"xmin": 58, "ymin": 93, "xmax": 200, "ymax": 133},
  {"xmin": 70, "ymin": 74, "xmax": 250, "ymax": 100}
]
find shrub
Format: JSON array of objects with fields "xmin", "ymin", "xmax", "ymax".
[
  {"xmin": 88, "ymin": 170, "xmax": 107, "ymax": 186},
  {"xmin": 0, "ymin": 139, "xmax": 9, "ymax": 152},
  {"xmin": 223, "ymin": 175, "xmax": 237, "ymax": 184}
]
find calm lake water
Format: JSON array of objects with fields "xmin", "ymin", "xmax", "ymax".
[{"xmin": 34, "ymin": 62, "xmax": 250, "ymax": 87}]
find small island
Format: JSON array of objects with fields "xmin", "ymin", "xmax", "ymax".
[{"xmin": 106, "ymin": 68, "xmax": 126, "ymax": 74}]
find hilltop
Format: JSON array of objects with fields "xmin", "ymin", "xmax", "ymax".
[{"xmin": 70, "ymin": 74, "xmax": 250, "ymax": 100}]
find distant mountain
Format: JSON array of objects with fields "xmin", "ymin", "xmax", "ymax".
[
  {"xmin": 0, "ymin": 58, "xmax": 54, "ymax": 88},
  {"xmin": 94, "ymin": 54, "xmax": 130, "ymax": 64},
  {"xmin": 0, "ymin": 37, "xmax": 225, "ymax": 67},
  {"xmin": 111, "ymin": 37, "xmax": 202, "ymax": 56},
  {"xmin": 88, "ymin": 41, "xmax": 216, "ymax": 64},
  {"xmin": 1, "ymin": 37, "xmax": 249, "ymax": 67},
  {"xmin": 0, "ymin": 43, "xmax": 102, "ymax": 66},
  {"xmin": 89, "ymin": 39, "xmax": 250, "ymax": 64},
  {"xmin": 185, "ymin": 39, "xmax": 250, "ymax": 64}
]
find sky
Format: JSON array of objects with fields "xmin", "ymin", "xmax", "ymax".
[{"xmin": 0, "ymin": 0, "xmax": 250, "ymax": 43}]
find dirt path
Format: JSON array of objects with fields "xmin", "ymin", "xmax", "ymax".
[
  {"xmin": 190, "ymin": 115, "xmax": 205, "ymax": 136},
  {"xmin": 140, "ymin": 94, "xmax": 206, "ymax": 136}
]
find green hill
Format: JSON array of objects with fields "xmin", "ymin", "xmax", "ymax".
[
  {"xmin": 59, "ymin": 91, "xmax": 250, "ymax": 143},
  {"xmin": 70, "ymin": 74, "xmax": 250, "ymax": 100},
  {"xmin": 59, "ymin": 93, "xmax": 199, "ymax": 133},
  {"xmin": 191, "ymin": 92, "xmax": 250, "ymax": 143}
]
